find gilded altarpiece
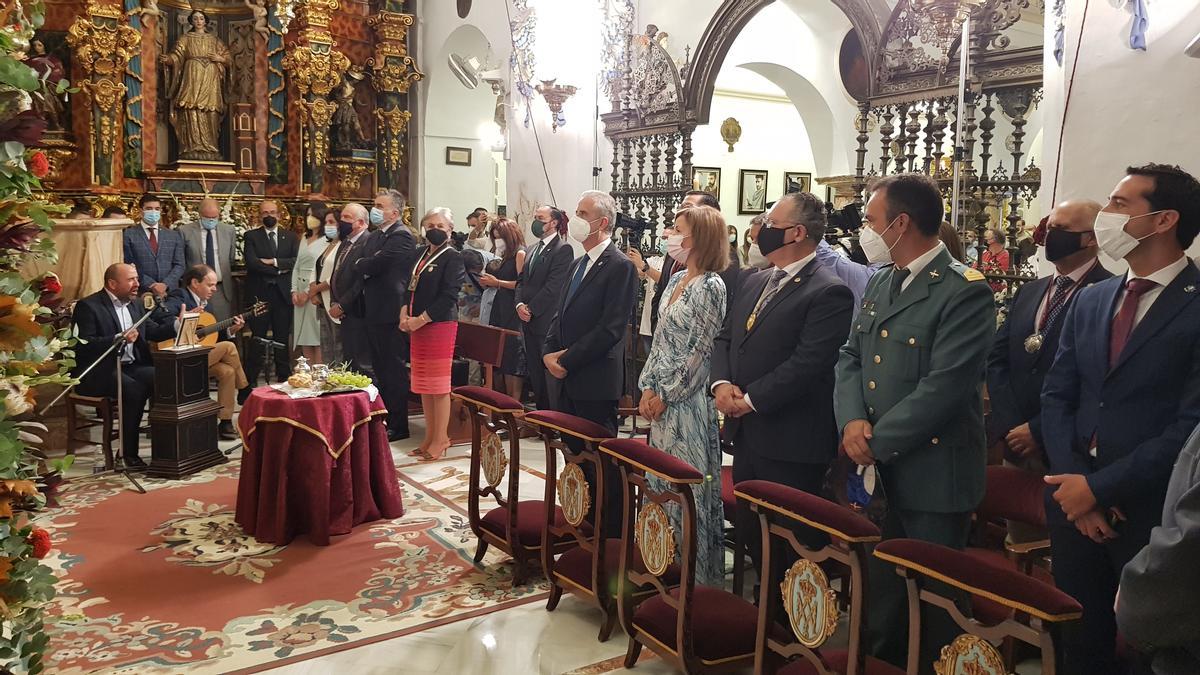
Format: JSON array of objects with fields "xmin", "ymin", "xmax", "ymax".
[{"xmin": 38, "ymin": 0, "xmax": 420, "ymax": 211}]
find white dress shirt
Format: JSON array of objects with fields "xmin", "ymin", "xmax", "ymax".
[
  {"xmin": 107, "ymin": 290, "xmax": 135, "ymax": 362},
  {"xmin": 897, "ymin": 242, "xmax": 946, "ymax": 291},
  {"xmin": 711, "ymin": 248, "xmax": 818, "ymax": 412},
  {"xmin": 1114, "ymin": 255, "xmax": 1189, "ymax": 328},
  {"xmin": 142, "ymin": 221, "xmax": 159, "ymax": 247},
  {"xmin": 578, "ymin": 237, "xmax": 612, "ymax": 277}
]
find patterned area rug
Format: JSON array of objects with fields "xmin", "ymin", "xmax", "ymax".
[{"xmin": 39, "ymin": 453, "xmax": 549, "ymax": 674}]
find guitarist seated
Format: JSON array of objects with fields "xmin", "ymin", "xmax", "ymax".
[{"xmin": 161, "ymin": 265, "xmax": 251, "ymax": 440}]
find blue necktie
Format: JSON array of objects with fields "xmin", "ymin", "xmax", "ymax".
[
  {"xmin": 206, "ymin": 228, "xmax": 216, "ymax": 270},
  {"xmin": 565, "ymin": 258, "xmax": 588, "ymax": 305}
]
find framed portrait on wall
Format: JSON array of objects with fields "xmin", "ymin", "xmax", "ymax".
[
  {"xmin": 784, "ymin": 172, "xmax": 812, "ymax": 195},
  {"xmin": 738, "ymin": 169, "xmax": 768, "ymax": 215},
  {"xmin": 692, "ymin": 167, "xmax": 721, "ymax": 201}
]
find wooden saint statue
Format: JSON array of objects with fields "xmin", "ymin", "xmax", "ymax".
[{"xmin": 159, "ymin": 9, "xmax": 230, "ymax": 161}]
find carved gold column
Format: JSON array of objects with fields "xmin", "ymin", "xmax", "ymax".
[
  {"xmin": 281, "ymin": 0, "xmax": 350, "ymax": 194},
  {"xmin": 66, "ymin": 0, "xmax": 141, "ymax": 186},
  {"xmin": 367, "ymin": 8, "xmax": 422, "ymax": 191}
]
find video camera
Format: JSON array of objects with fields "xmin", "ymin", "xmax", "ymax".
[
  {"xmin": 825, "ymin": 201, "xmax": 870, "ymax": 265},
  {"xmin": 614, "ymin": 212, "xmax": 654, "ymax": 254}
]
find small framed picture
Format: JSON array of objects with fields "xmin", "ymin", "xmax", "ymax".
[
  {"xmin": 692, "ymin": 166, "xmax": 721, "ymax": 202},
  {"xmin": 825, "ymin": 185, "xmax": 834, "ymax": 204},
  {"xmin": 784, "ymin": 172, "xmax": 812, "ymax": 195},
  {"xmin": 739, "ymin": 169, "xmax": 768, "ymax": 215},
  {"xmin": 446, "ymin": 146, "xmax": 472, "ymax": 166}
]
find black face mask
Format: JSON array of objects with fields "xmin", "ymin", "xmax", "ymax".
[
  {"xmin": 756, "ymin": 224, "xmax": 798, "ymax": 257},
  {"xmin": 425, "ymin": 228, "xmax": 449, "ymax": 246},
  {"xmin": 337, "ymin": 220, "xmax": 353, "ymax": 240},
  {"xmin": 261, "ymin": 215, "xmax": 277, "ymax": 229},
  {"xmin": 1044, "ymin": 228, "xmax": 1086, "ymax": 262}
]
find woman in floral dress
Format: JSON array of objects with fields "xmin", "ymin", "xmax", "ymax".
[{"xmin": 638, "ymin": 205, "xmax": 729, "ymax": 587}]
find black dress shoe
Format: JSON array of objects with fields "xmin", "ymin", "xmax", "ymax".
[
  {"xmin": 387, "ymin": 429, "xmax": 410, "ymax": 442},
  {"xmin": 123, "ymin": 456, "xmax": 148, "ymax": 470},
  {"xmin": 218, "ymin": 420, "xmax": 238, "ymax": 440},
  {"xmin": 237, "ymin": 387, "xmax": 253, "ymax": 405}
]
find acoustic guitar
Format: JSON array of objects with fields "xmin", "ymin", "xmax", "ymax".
[{"xmin": 156, "ymin": 301, "xmax": 267, "ymax": 350}]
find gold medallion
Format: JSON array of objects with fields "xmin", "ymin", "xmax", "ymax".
[{"xmin": 1023, "ymin": 332, "xmax": 1043, "ymax": 354}]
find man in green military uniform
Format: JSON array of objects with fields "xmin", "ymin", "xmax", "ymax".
[{"xmin": 834, "ymin": 173, "xmax": 996, "ymax": 671}]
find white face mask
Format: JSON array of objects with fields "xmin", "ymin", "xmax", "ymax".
[
  {"xmin": 1093, "ymin": 210, "xmax": 1163, "ymax": 260},
  {"xmin": 666, "ymin": 233, "xmax": 690, "ymax": 265},
  {"xmin": 493, "ymin": 239, "xmax": 507, "ymax": 257},
  {"xmin": 746, "ymin": 242, "xmax": 770, "ymax": 269},
  {"xmin": 568, "ymin": 215, "xmax": 603, "ymax": 243},
  {"xmin": 860, "ymin": 217, "xmax": 901, "ymax": 264}
]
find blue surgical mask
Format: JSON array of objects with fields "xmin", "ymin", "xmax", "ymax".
[
  {"xmin": 143, "ymin": 210, "xmax": 161, "ymax": 226},
  {"xmin": 369, "ymin": 207, "xmax": 385, "ymax": 226},
  {"xmin": 324, "ymin": 224, "xmax": 337, "ymax": 240},
  {"xmin": 657, "ymin": 237, "xmax": 669, "ymax": 256},
  {"xmin": 200, "ymin": 217, "xmax": 217, "ymax": 231}
]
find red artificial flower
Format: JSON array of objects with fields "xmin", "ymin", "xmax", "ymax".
[
  {"xmin": 27, "ymin": 527, "xmax": 50, "ymax": 559},
  {"xmin": 39, "ymin": 274, "xmax": 61, "ymax": 296},
  {"xmin": 27, "ymin": 150, "xmax": 48, "ymax": 179}
]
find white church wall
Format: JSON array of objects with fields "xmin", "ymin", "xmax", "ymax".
[{"xmin": 1041, "ymin": 2, "xmax": 1200, "ymax": 267}]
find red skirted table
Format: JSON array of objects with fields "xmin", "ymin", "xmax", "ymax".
[{"xmin": 235, "ymin": 387, "xmax": 404, "ymax": 545}]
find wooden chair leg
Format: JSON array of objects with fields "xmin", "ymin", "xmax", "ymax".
[
  {"xmin": 473, "ymin": 539, "xmax": 489, "ymax": 564},
  {"xmin": 624, "ymin": 636, "xmax": 643, "ymax": 668},
  {"xmin": 598, "ymin": 606, "xmax": 618, "ymax": 642},
  {"xmin": 546, "ymin": 582, "xmax": 563, "ymax": 611},
  {"xmin": 511, "ymin": 558, "xmax": 528, "ymax": 588}
]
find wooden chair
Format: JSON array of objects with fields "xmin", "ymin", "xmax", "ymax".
[
  {"xmin": 604, "ymin": 438, "xmax": 759, "ymax": 673},
  {"xmin": 527, "ymin": 410, "xmax": 618, "ymax": 639},
  {"xmin": 969, "ymin": 465, "xmax": 1050, "ymax": 577},
  {"xmin": 735, "ymin": 479, "xmax": 893, "ymax": 675},
  {"xmin": 874, "ymin": 539, "xmax": 1082, "ymax": 675},
  {"xmin": 65, "ymin": 393, "xmax": 117, "ymax": 471},
  {"xmin": 453, "ymin": 386, "xmax": 576, "ymax": 587}
]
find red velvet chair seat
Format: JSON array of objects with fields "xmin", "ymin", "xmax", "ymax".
[
  {"xmin": 451, "ymin": 386, "xmax": 523, "ymax": 413},
  {"xmin": 525, "ymin": 410, "xmax": 614, "ymax": 441},
  {"xmin": 777, "ymin": 650, "xmax": 905, "ymax": 675},
  {"xmin": 632, "ymin": 586, "xmax": 758, "ymax": 663},
  {"xmin": 720, "ymin": 465, "xmax": 735, "ymax": 522},
  {"xmin": 481, "ymin": 501, "xmax": 587, "ymax": 547},
  {"xmin": 555, "ymin": 539, "xmax": 681, "ymax": 592}
]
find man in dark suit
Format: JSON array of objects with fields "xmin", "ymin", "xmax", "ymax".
[
  {"xmin": 329, "ymin": 202, "xmax": 374, "ymax": 376},
  {"xmin": 516, "ymin": 205, "xmax": 573, "ymax": 410},
  {"xmin": 835, "ymin": 173, "xmax": 995, "ymax": 671},
  {"xmin": 355, "ymin": 189, "xmax": 418, "ymax": 441},
  {"xmin": 711, "ymin": 190, "xmax": 855, "ymax": 576},
  {"xmin": 122, "ymin": 193, "xmax": 184, "ymax": 298},
  {"xmin": 544, "ymin": 190, "xmax": 638, "ymax": 535},
  {"xmin": 987, "ymin": 199, "xmax": 1111, "ymax": 542},
  {"xmin": 1042, "ymin": 164, "xmax": 1200, "ymax": 675},
  {"xmin": 243, "ymin": 200, "xmax": 299, "ymax": 384},
  {"xmin": 71, "ymin": 263, "xmax": 176, "ymax": 467}
]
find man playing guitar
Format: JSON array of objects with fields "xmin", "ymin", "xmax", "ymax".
[{"xmin": 160, "ymin": 264, "xmax": 254, "ymax": 439}]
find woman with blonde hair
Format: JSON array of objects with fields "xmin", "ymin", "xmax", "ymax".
[
  {"xmin": 637, "ymin": 204, "xmax": 729, "ymax": 586},
  {"xmin": 403, "ymin": 207, "xmax": 465, "ymax": 461}
]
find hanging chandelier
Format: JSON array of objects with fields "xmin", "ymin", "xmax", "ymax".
[{"xmin": 910, "ymin": 0, "xmax": 987, "ymax": 60}]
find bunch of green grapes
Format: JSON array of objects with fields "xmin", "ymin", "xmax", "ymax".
[{"xmin": 326, "ymin": 370, "xmax": 372, "ymax": 388}]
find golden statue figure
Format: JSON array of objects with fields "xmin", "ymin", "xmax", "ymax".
[{"xmin": 159, "ymin": 10, "xmax": 230, "ymax": 161}]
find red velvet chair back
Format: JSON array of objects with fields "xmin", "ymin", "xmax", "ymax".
[
  {"xmin": 874, "ymin": 539, "xmax": 1082, "ymax": 675},
  {"xmin": 735, "ymin": 480, "xmax": 881, "ymax": 675},
  {"xmin": 976, "ymin": 465, "xmax": 1047, "ymax": 530}
]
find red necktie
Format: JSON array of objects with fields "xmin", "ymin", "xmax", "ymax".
[
  {"xmin": 148, "ymin": 228, "xmax": 159, "ymax": 255},
  {"xmin": 1109, "ymin": 278, "xmax": 1158, "ymax": 369}
]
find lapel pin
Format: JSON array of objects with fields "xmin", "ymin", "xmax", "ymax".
[
  {"xmin": 1186, "ymin": 285, "xmax": 1196, "ymax": 293},
  {"xmin": 929, "ymin": 270, "xmax": 939, "ymax": 278},
  {"xmin": 793, "ymin": 276, "xmax": 802, "ymax": 283}
]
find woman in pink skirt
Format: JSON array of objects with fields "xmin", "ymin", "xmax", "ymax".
[{"xmin": 401, "ymin": 207, "xmax": 465, "ymax": 460}]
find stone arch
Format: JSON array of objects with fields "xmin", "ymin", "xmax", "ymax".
[
  {"xmin": 736, "ymin": 62, "xmax": 849, "ymax": 177},
  {"xmin": 684, "ymin": 0, "xmax": 888, "ymax": 125}
]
